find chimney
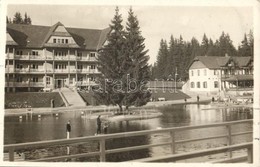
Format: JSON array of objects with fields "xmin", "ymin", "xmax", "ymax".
[{"xmin": 225, "ymin": 53, "xmax": 229, "ymax": 57}]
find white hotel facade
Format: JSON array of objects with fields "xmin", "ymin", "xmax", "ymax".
[
  {"xmin": 5, "ymin": 22, "xmax": 110, "ymax": 92},
  {"xmin": 187, "ymin": 55, "xmax": 253, "ymax": 95}
]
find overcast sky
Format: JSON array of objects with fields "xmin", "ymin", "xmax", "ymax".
[{"xmin": 7, "ymin": 4, "xmax": 253, "ymax": 65}]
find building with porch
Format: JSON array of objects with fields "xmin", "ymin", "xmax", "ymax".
[
  {"xmin": 5, "ymin": 22, "xmax": 110, "ymax": 92},
  {"xmin": 187, "ymin": 55, "xmax": 253, "ymax": 95}
]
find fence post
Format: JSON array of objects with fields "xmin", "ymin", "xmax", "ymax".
[
  {"xmin": 247, "ymin": 145, "xmax": 253, "ymax": 163},
  {"xmin": 100, "ymin": 138, "xmax": 106, "ymax": 162},
  {"xmin": 226, "ymin": 124, "xmax": 232, "ymax": 158},
  {"xmin": 170, "ymin": 131, "xmax": 176, "ymax": 154},
  {"xmin": 9, "ymin": 148, "xmax": 14, "ymax": 161}
]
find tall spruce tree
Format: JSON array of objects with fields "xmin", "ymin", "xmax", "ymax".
[
  {"xmin": 155, "ymin": 39, "xmax": 168, "ymax": 79},
  {"xmin": 13, "ymin": 12, "xmax": 23, "ymax": 24},
  {"xmin": 123, "ymin": 7, "xmax": 151, "ymax": 109},
  {"xmin": 94, "ymin": 7, "xmax": 126, "ymax": 112},
  {"xmin": 94, "ymin": 7, "xmax": 150, "ymax": 112}
]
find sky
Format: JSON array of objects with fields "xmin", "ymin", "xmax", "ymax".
[{"xmin": 6, "ymin": 4, "xmax": 253, "ymax": 65}]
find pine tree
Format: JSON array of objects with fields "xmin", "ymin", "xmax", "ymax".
[
  {"xmin": 24, "ymin": 12, "xmax": 28, "ymax": 24},
  {"xmin": 248, "ymin": 30, "xmax": 254, "ymax": 57},
  {"xmin": 155, "ymin": 39, "xmax": 168, "ymax": 79},
  {"xmin": 201, "ymin": 33, "xmax": 209, "ymax": 56},
  {"xmin": 238, "ymin": 33, "xmax": 251, "ymax": 57},
  {"xmin": 27, "ymin": 16, "xmax": 32, "ymax": 24},
  {"xmin": 94, "ymin": 7, "xmax": 126, "ymax": 112},
  {"xmin": 13, "ymin": 12, "xmax": 23, "ymax": 24},
  {"xmin": 94, "ymin": 7, "xmax": 150, "ymax": 112},
  {"xmin": 123, "ymin": 7, "xmax": 151, "ymax": 109}
]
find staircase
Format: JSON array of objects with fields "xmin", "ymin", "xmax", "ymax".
[{"xmin": 59, "ymin": 88, "xmax": 86, "ymax": 107}]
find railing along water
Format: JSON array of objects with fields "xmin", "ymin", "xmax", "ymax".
[{"xmin": 4, "ymin": 119, "xmax": 253, "ymax": 162}]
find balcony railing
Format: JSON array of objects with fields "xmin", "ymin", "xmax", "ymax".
[
  {"xmin": 5, "ymin": 68, "xmax": 14, "ymax": 73},
  {"xmin": 30, "ymin": 82, "xmax": 44, "ymax": 87},
  {"xmin": 29, "ymin": 69, "xmax": 45, "ymax": 73},
  {"xmin": 14, "ymin": 55, "xmax": 28, "ymax": 60},
  {"xmin": 5, "ymin": 82, "xmax": 44, "ymax": 87},
  {"xmin": 54, "ymin": 69, "xmax": 69, "ymax": 73},
  {"xmin": 15, "ymin": 68, "xmax": 30, "ymax": 73},
  {"xmin": 5, "ymin": 53, "xmax": 14, "ymax": 59}
]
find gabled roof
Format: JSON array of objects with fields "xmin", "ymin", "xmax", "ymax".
[
  {"xmin": 189, "ymin": 56, "xmax": 253, "ymax": 70},
  {"xmin": 232, "ymin": 56, "xmax": 252, "ymax": 67},
  {"xmin": 195, "ymin": 56, "xmax": 230, "ymax": 69},
  {"xmin": 6, "ymin": 32, "xmax": 18, "ymax": 46},
  {"xmin": 6, "ymin": 22, "xmax": 111, "ymax": 50}
]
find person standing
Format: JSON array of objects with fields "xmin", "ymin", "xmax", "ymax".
[
  {"xmin": 96, "ymin": 115, "xmax": 102, "ymax": 135},
  {"xmin": 66, "ymin": 120, "xmax": 71, "ymax": 139},
  {"xmin": 197, "ymin": 95, "xmax": 200, "ymax": 102}
]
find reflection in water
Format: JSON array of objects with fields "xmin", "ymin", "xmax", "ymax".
[{"xmin": 4, "ymin": 104, "xmax": 253, "ymax": 162}]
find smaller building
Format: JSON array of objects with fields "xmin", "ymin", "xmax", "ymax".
[{"xmin": 187, "ymin": 55, "xmax": 253, "ymax": 95}]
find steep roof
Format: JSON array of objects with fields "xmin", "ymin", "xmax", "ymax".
[
  {"xmin": 6, "ymin": 23, "xmax": 110, "ymax": 50},
  {"xmin": 189, "ymin": 56, "xmax": 253, "ymax": 70}
]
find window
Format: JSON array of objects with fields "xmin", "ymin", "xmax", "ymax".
[
  {"xmin": 46, "ymin": 77, "xmax": 50, "ymax": 85},
  {"xmin": 197, "ymin": 70, "xmax": 200, "ymax": 76},
  {"xmin": 191, "ymin": 70, "xmax": 194, "ymax": 76},
  {"xmin": 90, "ymin": 65, "xmax": 96, "ymax": 69},
  {"xmin": 32, "ymin": 51, "xmax": 38, "ymax": 56},
  {"xmin": 204, "ymin": 69, "xmax": 207, "ymax": 76},
  {"xmin": 214, "ymin": 70, "xmax": 218, "ymax": 75},
  {"xmin": 197, "ymin": 82, "xmax": 200, "ymax": 88},
  {"xmin": 78, "ymin": 77, "xmax": 83, "ymax": 81},
  {"xmin": 191, "ymin": 82, "xmax": 195, "ymax": 88},
  {"xmin": 214, "ymin": 81, "xmax": 219, "ymax": 88},
  {"xmin": 58, "ymin": 39, "xmax": 61, "ymax": 43},
  {"xmin": 203, "ymin": 81, "xmax": 207, "ymax": 88},
  {"xmin": 77, "ymin": 64, "xmax": 83, "ymax": 69},
  {"xmin": 62, "ymin": 39, "xmax": 64, "ymax": 43},
  {"xmin": 65, "ymin": 39, "xmax": 68, "ymax": 43},
  {"xmin": 31, "ymin": 64, "xmax": 38, "ymax": 69},
  {"xmin": 32, "ymin": 77, "xmax": 38, "ymax": 82},
  {"xmin": 53, "ymin": 39, "xmax": 56, "ymax": 43},
  {"xmin": 16, "ymin": 50, "xmax": 23, "ymax": 55},
  {"xmin": 16, "ymin": 77, "xmax": 23, "ymax": 82},
  {"xmin": 90, "ymin": 53, "xmax": 96, "ymax": 57},
  {"xmin": 77, "ymin": 52, "xmax": 82, "ymax": 57},
  {"xmin": 16, "ymin": 64, "xmax": 22, "ymax": 69}
]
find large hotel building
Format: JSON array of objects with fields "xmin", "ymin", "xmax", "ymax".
[{"xmin": 5, "ymin": 22, "xmax": 110, "ymax": 92}]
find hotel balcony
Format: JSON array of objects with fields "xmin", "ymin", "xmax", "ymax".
[
  {"xmin": 15, "ymin": 68, "xmax": 30, "ymax": 73},
  {"xmin": 5, "ymin": 53, "xmax": 14, "ymax": 59},
  {"xmin": 54, "ymin": 69, "xmax": 69, "ymax": 73},
  {"xmin": 14, "ymin": 55, "xmax": 29, "ymax": 60},
  {"xmin": 5, "ymin": 68, "xmax": 14, "ymax": 73},
  {"xmin": 76, "ymin": 57, "xmax": 97, "ymax": 62},
  {"xmin": 29, "ymin": 69, "xmax": 45, "ymax": 74},
  {"xmin": 221, "ymin": 74, "xmax": 253, "ymax": 81},
  {"xmin": 5, "ymin": 82, "xmax": 44, "ymax": 87}
]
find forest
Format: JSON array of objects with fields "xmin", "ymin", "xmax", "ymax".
[{"xmin": 151, "ymin": 31, "xmax": 253, "ymax": 81}]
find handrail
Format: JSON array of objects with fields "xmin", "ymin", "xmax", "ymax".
[
  {"xmin": 4, "ymin": 119, "xmax": 253, "ymax": 162},
  {"xmin": 128, "ymin": 142, "xmax": 253, "ymax": 162}
]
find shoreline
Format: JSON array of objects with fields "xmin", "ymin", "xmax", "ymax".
[
  {"xmin": 4, "ymin": 97, "xmax": 212, "ymax": 117},
  {"xmin": 5, "ymin": 95, "xmax": 253, "ymax": 117}
]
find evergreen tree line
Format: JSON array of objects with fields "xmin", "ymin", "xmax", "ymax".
[
  {"xmin": 151, "ymin": 31, "xmax": 254, "ymax": 81},
  {"xmin": 6, "ymin": 12, "xmax": 32, "ymax": 24},
  {"xmin": 94, "ymin": 7, "xmax": 151, "ymax": 112}
]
